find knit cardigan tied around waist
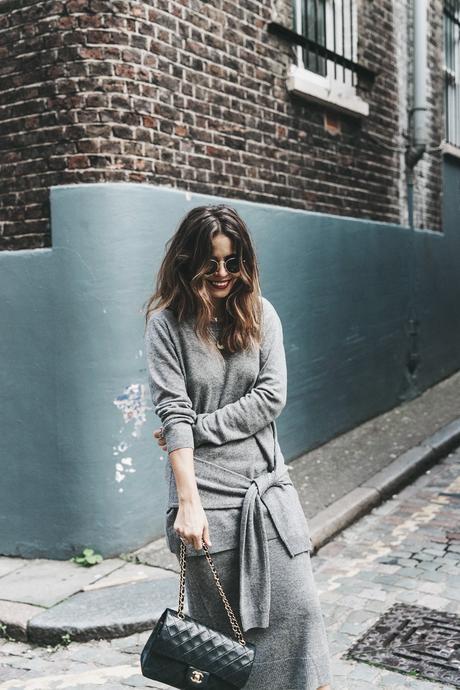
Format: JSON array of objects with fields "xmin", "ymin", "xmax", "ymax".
[
  {"xmin": 168, "ymin": 424, "xmax": 313, "ymax": 632},
  {"xmin": 193, "ymin": 458, "xmax": 312, "ymax": 632}
]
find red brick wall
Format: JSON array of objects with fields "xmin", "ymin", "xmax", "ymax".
[{"xmin": 0, "ymin": 0, "xmax": 444, "ymax": 250}]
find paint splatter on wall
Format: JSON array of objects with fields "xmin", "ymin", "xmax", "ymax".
[
  {"xmin": 113, "ymin": 441, "xmax": 135, "ymax": 487},
  {"xmin": 113, "ymin": 383, "xmax": 149, "ymax": 439},
  {"xmin": 113, "ymin": 383, "xmax": 151, "ymax": 493}
]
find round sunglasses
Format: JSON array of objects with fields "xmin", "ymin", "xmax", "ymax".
[{"xmin": 203, "ymin": 256, "xmax": 246, "ymax": 276}]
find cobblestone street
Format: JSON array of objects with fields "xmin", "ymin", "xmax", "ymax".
[
  {"xmin": 1, "ymin": 446, "xmax": 459, "ymax": 690},
  {"xmin": 314, "ymin": 445, "xmax": 460, "ymax": 689}
]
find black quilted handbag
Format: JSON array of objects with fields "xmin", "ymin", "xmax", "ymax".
[{"xmin": 140, "ymin": 538, "xmax": 256, "ymax": 689}]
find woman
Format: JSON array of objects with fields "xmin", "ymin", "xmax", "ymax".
[{"xmin": 144, "ymin": 204, "xmax": 332, "ymax": 690}]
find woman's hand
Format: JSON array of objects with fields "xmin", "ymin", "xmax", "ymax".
[
  {"xmin": 174, "ymin": 497, "xmax": 212, "ymax": 551},
  {"xmin": 153, "ymin": 427, "xmax": 167, "ymax": 449}
]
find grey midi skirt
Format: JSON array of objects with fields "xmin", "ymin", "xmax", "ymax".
[{"xmin": 182, "ymin": 533, "xmax": 333, "ymax": 690}]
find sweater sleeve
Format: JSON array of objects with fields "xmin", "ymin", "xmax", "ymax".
[
  {"xmin": 145, "ymin": 315, "xmax": 197, "ymax": 454},
  {"xmin": 192, "ymin": 299, "xmax": 287, "ymax": 447}
]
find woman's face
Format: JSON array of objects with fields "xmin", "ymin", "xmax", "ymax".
[{"xmin": 205, "ymin": 233, "xmax": 239, "ymax": 300}]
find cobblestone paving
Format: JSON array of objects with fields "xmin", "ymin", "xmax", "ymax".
[
  {"xmin": 0, "ymin": 448, "xmax": 459, "ymax": 690},
  {"xmin": 314, "ymin": 447, "xmax": 460, "ymax": 689}
]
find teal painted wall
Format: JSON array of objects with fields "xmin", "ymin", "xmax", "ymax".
[{"xmin": 1, "ymin": 174, "xmax": 459, "ymax": 558}]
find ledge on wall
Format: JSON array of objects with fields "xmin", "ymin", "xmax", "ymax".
[
  {"xmin": 441, "ymin": 140, "xmax": 460, "ymax": 161},
  {"xmin": 286, "ymin": 64, "xmax": 370, "ymax": 119}
]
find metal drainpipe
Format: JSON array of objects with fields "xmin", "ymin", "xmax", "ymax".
[
  {"xmin": 404, "ymin": 0, "xmax": 428, "ymax": 391},
  {"xmin": 405, "ymin": 0, "xmax": 428, "ymax": 229}
]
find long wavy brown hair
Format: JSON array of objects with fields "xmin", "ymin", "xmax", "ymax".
[{"xmin": 143, "ymin": 204, "xmax": 263, "ymax": 354}]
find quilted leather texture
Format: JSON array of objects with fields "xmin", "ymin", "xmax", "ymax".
[{"xmin": 141, "ymin": 608, "xmax": 256, "ymax": 689}]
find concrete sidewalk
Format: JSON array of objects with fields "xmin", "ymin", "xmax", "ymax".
[{"xmin": 1, "ymin": 370, "xmax": 459, "ymax": 646}]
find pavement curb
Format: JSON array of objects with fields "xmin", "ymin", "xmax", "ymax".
[
  {"xmin": 2, "ymin": 417, "xmax": 460, "ymax": 646},
  {"xmin": 308, "ymin": 417, "xmax": 460, "ymax": 553}
]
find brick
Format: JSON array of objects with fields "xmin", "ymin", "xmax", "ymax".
[{"xmin": 0, "ymin": 0, "xmax": 445, "ymax": 250}]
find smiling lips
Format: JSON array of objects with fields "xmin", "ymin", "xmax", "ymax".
[{"xmin": 209, "ymin": 279, "xmax": 232, "ymax": 289}]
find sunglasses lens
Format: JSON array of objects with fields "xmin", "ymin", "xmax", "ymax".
[
  {"xmin": 204, "ymin": 260, "xmax": 218, "ymax": 275},
  {"xmin": 226, "ymin": 258, "xmax": 240, "ymax": 273}
]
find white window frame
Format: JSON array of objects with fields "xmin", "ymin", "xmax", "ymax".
[
  {"xmin": 441, "ymin": 1, "xmax": 460, "ymax": 155},
  {"xmin": 286, "ymin": 0, "xmax": 369, "ymax": 118}
]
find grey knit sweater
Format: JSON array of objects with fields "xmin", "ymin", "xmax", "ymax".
[{"xmin": 144, "ymin": 296, "xmax": 312, "ymax": 631}]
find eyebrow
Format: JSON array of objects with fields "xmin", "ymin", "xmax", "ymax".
[{"xmin": 211, "ymin": 253, "xmax": 236, "ymax": 259}]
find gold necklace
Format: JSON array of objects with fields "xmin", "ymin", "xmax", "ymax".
[{"xmin": 210, "ymin": 317, "xmax": 224, "ymax": 350}]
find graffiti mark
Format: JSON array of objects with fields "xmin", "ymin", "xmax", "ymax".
[
  {"xmin": 112, "ymin": 383, "xmax": 151, "ymax": 492},
  {"xmin": 113, "ymin": 383, "xmax": 150, "ymax": 439},
  {"xmin": 115, "ymin": 457, "xmax": 136, "ymax": 484},
  {"xmin": 113, "ymin": 441, "xmax": 128, "ymax": 456}
]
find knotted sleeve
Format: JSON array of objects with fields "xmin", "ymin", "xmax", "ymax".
[
  {"xmin": 145, "ymin": 316, "xmax": 197, "ymax": 454},
  {"xmin": 192, "ymin": 298, "xmax": 287, "ymax": 447}
]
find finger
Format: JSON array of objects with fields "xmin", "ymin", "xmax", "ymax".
[
  {"xmin": 203, "ymin": 524, "xmax": 212, "ymax": 547},
  {"xmin": 188, "ymin": 537, "xmax": 198, "ymax": 550}
]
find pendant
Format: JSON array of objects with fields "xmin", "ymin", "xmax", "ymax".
[{"xmin": 216, "ymin": 342, "xmax": 224, "ymax": 350}]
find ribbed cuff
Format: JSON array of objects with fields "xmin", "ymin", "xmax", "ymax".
[{"xmin": 165, "ymin": 422, "xmax": 194, "ymax": 454}]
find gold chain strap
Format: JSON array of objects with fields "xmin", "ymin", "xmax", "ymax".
[{"xmin": 177, "ymin": 539, "xmax": 247, "ymax": 646}]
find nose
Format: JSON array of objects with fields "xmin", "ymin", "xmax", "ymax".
[{"xmin": 215, "ymin": 260, "xmax": 229, "ymax": 278}]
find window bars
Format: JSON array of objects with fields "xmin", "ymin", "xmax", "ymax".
[
  {"xmin": 444, "ymin": 0, "xmax": 460, "ymax": 147},
  {"xmin": 296, "ymin": 0, "xmax": 358, "ymax": 86},
  {"xmin": 267, "ymin": 0, "xmax": 375, "ymax": 89}
]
